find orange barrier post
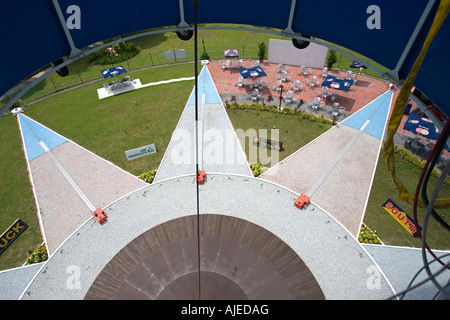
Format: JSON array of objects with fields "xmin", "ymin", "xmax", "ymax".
[
  {"xmin": 294, "ymin": 194, "xmax": 310, "ymax": 209},
  {"xmin": 92, "ymin": 208, "xmax": 107, "ymax": 224},
  {"xmin": 197, "ymin": 170, "xmax": 206, "ymax": 184}
]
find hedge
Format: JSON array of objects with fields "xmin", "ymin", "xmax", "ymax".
[
  {"xmin": 26, "ymin": 244, "xmax": 48, "ymax": 265},
  {"xmin": 358, "ymin": 223, "xmax": 382, "ymax": 244},
  {"xmin": 89, "ymin": 41, "xmax": 141, "ymax": 65},
  {"xmin": 138, "ymin": 170, "xmax": 157, "ymax": 183},
  {"xmin": 225, "ymin": 101, "xmax": 333, "ymax": 125}
]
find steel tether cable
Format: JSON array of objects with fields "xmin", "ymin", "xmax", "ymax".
[{"xmin": 192, "ymin": 0, "xmax": 201, "ymax": 300}]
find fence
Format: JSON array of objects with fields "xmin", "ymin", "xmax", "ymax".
[{"xmin": 1, "ymin": 32, "xmax": 387, "ymax": 110}]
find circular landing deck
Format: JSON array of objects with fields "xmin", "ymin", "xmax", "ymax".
[{"xmin": 85, "ymin": 214, "xmax": 324, "ymax": 300}]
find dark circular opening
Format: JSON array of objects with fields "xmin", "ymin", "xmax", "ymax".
[{"xmin": 85, "ymin": 214, "xmax": 324, "ymax": 300}]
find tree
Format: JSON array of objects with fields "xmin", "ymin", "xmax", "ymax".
[
  {"xmin": 326, "ymin": 49, "xmax": 338, "ymax": 69},
  {"xmin": 258, "ymin": 42, "xmax": 267, "ymax": 62}
]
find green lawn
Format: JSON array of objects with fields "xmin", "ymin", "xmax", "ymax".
[
  {"xmin": 9, "ymin": 25, "xmax": 291, "ymax": 106},
  {"xmin": 0, "ymin": 64, "xmax": 194, "ymax": 270},
  {"xmin": 228, "ymin": 108, "xmax": 449, "ymax": 250},
  {"xmin": 25, "ymin": 65, "xmax": 195, "ymax": 177},
  {"xmin": 226, "ymin": 108, "xmax": 331, "ymax": 166},
  {"xmin": 365, "ymin": 149, "xmax": 450, "ymax": 250},
  {"xmin": 1, "ymin": 26, "xmax": 448, "ymax": 271},
  {"xmin": 0, "ymin": 115, "xmax": 42, "ymax": 269}
]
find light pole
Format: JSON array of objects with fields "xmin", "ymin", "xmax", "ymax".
[{"xmin": 278, "ymin": 82, "xmax": 285, "ymax": 110}]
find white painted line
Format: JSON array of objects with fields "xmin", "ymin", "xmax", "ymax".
[
  {"xmin": 141, "ymin": 76, "xmax": 195, "ymax": 88},
  {"xmin": 39, "ymin": 141, "xmax": 96, "ymax": 212},
  {"xmin": 360, "ymin": 119, "xmax": 371, "ymax": 131}
]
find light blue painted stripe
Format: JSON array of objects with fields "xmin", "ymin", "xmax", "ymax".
[
  {"xmin": 187, "ymin": 65, "xmax": 222, "ymax": 105},
  {"xmin": 341, "ymin": 90, "xmax": 393, "ymax": 140},
  {"xmin": 18, "ymin": 114, "xmax": 67, "ymax": 162}
]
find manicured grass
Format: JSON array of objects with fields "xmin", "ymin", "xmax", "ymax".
[
  {"xmin": 227, "ymin": 108, "xmax": 449, "ymax": 251},
  {"xmin": 0, "ymin": 27, "xmax": 447, "ymax": 271},
  {"xmin": 0, "ymin": 64, "xmax": 194, "ymax": 270},
  {"xmin": 365, "ymin": 149, "xmax": 450, "ymax": 250},
  {"xmin": 226, "ymin": 108, "xmax": 331, "ymax": 166},
  {"xmin": 13, "ymin": 26, "xmax": 290, "ymax": 105},
  {"xmin": 322, "ymin": 40, "xmax": 390, "ymax": 79},
  {"xmin": 25, "ymin": 66, "xmax": 195, "ymax": 177},
  {"xmin": 0, "ymin": 115, "xmax": 41, "ymax": 270}
]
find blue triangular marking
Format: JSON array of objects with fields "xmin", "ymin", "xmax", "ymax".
[
  {"xmin": 18, "ymin": 114, "xmax": 68, "ymax": 162},
  {"xmin": 340, "ymin": 90, "xmax": 393, "ymax": 139},
  {"xmin": 187, "ymin": 65, "xmax": 222, "ymax": 105}
]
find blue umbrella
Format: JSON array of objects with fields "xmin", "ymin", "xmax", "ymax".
[
  {"xmin": 238, "ymin": 67, "xmax": 267, "ymax": 79},
  {"xmin": 350, "ymin": 61, "xmax": 368, "ymax": 69},
  {"xmin": 101, "ymin": 65, "xmax": 127, "ymax": 78},
  {"xmin": 403, "ymin": 113, "xmax": 440, "ymax": 140},
  {"xmin": 321, "ymin": 75, "xmax": 353, "ymax": 91}
]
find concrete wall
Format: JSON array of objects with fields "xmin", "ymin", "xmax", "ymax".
[{"xmin": 268, "ymin": 39, "xmax": 328, "ymax": 68}]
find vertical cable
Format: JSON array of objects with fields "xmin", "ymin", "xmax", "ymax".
[{"xmin": 192, "ymin": 0, "xmax": 201, "ymax": 300}]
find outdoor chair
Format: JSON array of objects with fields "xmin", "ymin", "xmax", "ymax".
[
  {"xmin": 235, "ymin": 77, "xmax": 244, "ymax": 87},
  {"xmin": 284, "ymin": 90, "xmax": 294, "ymax": 103},
  {"xmin": 277, "ymin": 64, "xmax": 285, "ymax": 71},
  {"xmin": 290, "ymin": 97, "xmax": 300, "ymax": 106}
]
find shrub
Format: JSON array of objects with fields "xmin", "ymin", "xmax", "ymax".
[
  {"xmin": 250, "ymin": 163, "xmax": 268, "ymax": 177},
  {"xmin": 26, "ymin": 244, "xmax": 48, "ymax": 264},
  {"xmin": 138, "ymin": 169, "xmax": 157, "ymax": 183},
  {"xmin": 326, "ymin": 49, "xmax": 338, "ymax": 68},
  {"xmin": 89, "ymin": 41, "xmax": 141, "ymax": 65},
  {"xmin": 257, "ymin": 42, "xmax": 267, "ymax": 61},
  {"xmin": 358, "ymin": 223, "xmax": 382, "ymax": 244}
]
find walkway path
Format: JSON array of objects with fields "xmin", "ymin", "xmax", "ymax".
[
  {"xmin": 154, "ymin": 65, "xmax": 252, "ymax": 182},
  {"xmin": 17, "ymin": 114, "xmax": 147, "ymax": 254},
  {"xmin": 261, "ymin": 90, "xmax": 394, "ymax": 236}
]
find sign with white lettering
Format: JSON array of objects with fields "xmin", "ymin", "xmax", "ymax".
[
  {"xmin": 0, "ymin": 219, "xmax": 28, "ymax": 255},
  {"xmin": 125, "ymin": 143, "xmax": 157, "ymax": 161},
  {"xmin": 382, "ymin": 199, "xmax": 421, "ymax": 237}
]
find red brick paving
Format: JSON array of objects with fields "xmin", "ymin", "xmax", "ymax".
[
  {"xmin": 208, "ymin": 59, "xmax": 390, "ymax": 114},
  {"xmin": 208, "ymin": 59, "xmax": 449, "ymax": 157}
]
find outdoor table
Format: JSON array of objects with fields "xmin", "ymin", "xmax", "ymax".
[
  {"xmin": 321, "ymin": 75, "xmax": 353, "ymax": 91},
  {"xmin": 101, "ymin": 66, "xmax": 127, "ymax": 78},
  {"xmin": 238, "ymin": 66, "xmax": 267, "ymax": 79}
]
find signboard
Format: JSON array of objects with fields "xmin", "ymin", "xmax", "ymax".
[
  {"xmin": 164, "ymin": 49, "xmax": 186, "ymax": 61},
  {"xmin": 252, "ymin": 137, "xmax": 282, "ymax": 151},
  {"xmin": 382, "ymin": 199, "xmax": 421, "ymax": 237},
  {"xmin": 0, "ymin": 219, "xmax": 28, "ymax": 256},
  {"xmin": 125, "ymin": 143, "xmax": 157, "ymax": 161}
]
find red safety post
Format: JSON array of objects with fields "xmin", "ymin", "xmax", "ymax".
[
  {"xmin": 92, "ymin": 208, "xmax": 107, "ymax": 224},
  {"xmin": 294, "ymin": 194, "xmax": 310, "ymax": 209},
  {"xmin": 197, "ymin": 170, "xmax": 206, "ymax": 184}
]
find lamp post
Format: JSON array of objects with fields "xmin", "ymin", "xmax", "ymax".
[{"xmin": 278, "ymin": 82, "xmax": 285, "ymax": 110}]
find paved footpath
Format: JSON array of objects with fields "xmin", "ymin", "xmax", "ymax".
[
  {"xmin": 17, "ymin": 114, "xmax": 147, "ymax": 254},
  {"xmin": 261, "ymin": 90, "xmax": 394, "ymax": 236},
  {"xmin": 154, "ymin": 65, "xmax": 252, "ymax": 182}
]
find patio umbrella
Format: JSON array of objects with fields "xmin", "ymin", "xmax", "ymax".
[
  {"xmin": 238, "ymin": 66, "xmax": 267, "ymax": 79},
  {"xmin": 101, "ymin": 65, "xmax": 127, "ymax": 78},
  {"xmin": 350, "ymin": 61, "xmax": 368, "ymax": 69},
  {"xmin": 321, "ymin": 75, "xmax": 353, "ymax": 91},
  {"xmin": 403, "ymin": 113, "xmax": 440, "ymax": 140},
  {"xmin": 224, "ymin": 49, "xmax": 239, "ymax": 58}
]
